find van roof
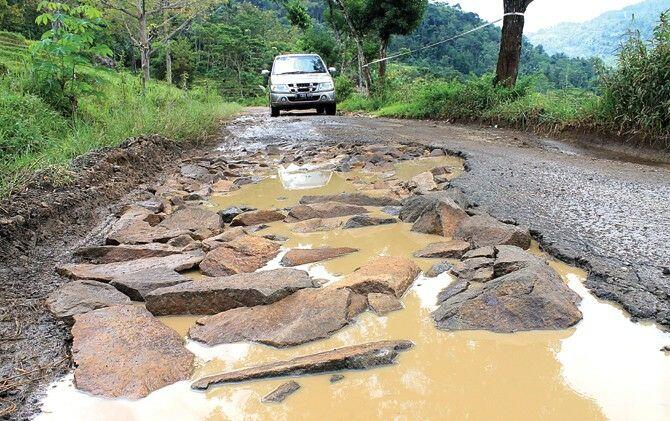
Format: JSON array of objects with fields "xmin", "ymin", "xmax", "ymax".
[{"xmin": 275, "ymin": 53, "xmax": 321, "ymax": 59}]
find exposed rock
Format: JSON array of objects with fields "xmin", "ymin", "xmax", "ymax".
[
  {"xmin": 136, "ymin": 199, "xmax": 164, "ymax": 213},
  {"xmin": 433, "ymin": 262, "xmax": 582, "ymax": 333},
  {"xmin": 211, "ymin": 179, "xmax": 238, "ymax": 193},
  {"xmin": 180, "ymin": 164, "xmax": 212, "ymax": 181},
  {"xmin": 413, "ymin": 240, "xmax": 471, "ymax": 259},
  {"xmin": 299, "ymin": 193, "xmax": 401, "ymax": 207},
  {"xmin": 452, "ymin": 257, "xmax": 495, "ymax": 283},
  {"xmin": 167, "ymin": 234, "xmax": 197, "ymax": 249},
  {"xmin": 106, "ymin": 206, "xmax": 185, "ymax": 245},
  {"xmin": 145, "ymin": 269, "xmax": 317, "ymax": 316},
  {"xmin": 57, "ymin": 251, "xmax": 203, "ymax": 283},
  {"xmin": 367, "ymin": 293, "xmax": 404, "ymax": 315},
  {"xmin": 285, "ymin": 202, "xmax": 368, "ymax": 222},
  {"xmin": 157, "ymin": 206, "xmax": 222, "ymax": 240},
  {"xmin": 218, "ymin": 207, "xmax": 252, "ymax": 224},
  {"xmin": 230, "ymin": 209, "xmax": 285, "ymax": 227},
  {"xmin": 262, "ymin": 381, "xmax": 301, "ymax": 403},
  {"xmin": 72, "ymin": 305, "xmax": 194, "ymax": 399},
  {"xmin": 189, "ymin": 287, "xmax": 367, "ymax": 347},
  {"xmin": 463, "ymin": 246, "xmax": 496, "ymax": 259},
  {"xmin": 280, "ymin": 247, "xmax": 358, "ymax": 267},
  {"xmin": 436, "ymin": 281, "xmax": 470, "ymax": 305},
  {"xmin": 202, "ymin": 227, "xmax": 247, "ymax": 250},
  {"xmin": 399, "ymin": 191, "xmax": 468, "ymax": 223},
  {"xmin": 493, "ymin": 245, "xmax": 545, "ymax": 276},
  {"xmin": 380, "ymin": 206, "xmax": 401, "ymax": 216},
  {"xmin": 46, "ymin": 280, "xmax": 131, "ymax": 322},
  {"xmin": 191, "ymin": 340, "xmax": 413, "ymax": 390},
  {"xmin": 290, "ymin": 217, "xmax": 344, "ymax": 233},
  {"xmin": 430, "ymin": 149, "xmax": 446, "ymax": 157},
  {"xmin": 336, "ymin": 256, "xmax": 421, "ymax": 298},
  {"xmin": 110, "ymin": 268, "xmax": 192, "ymax": 301},
  {"xmin": 199, "ymin": 234, "xmax": 280, "ymax": 277},
  {"xmin": 342, "ymin": 215, "xmax": 398, "ymax": 229},
  {"xmin": 455, "ymin": 214, "xmax": 531, "ymax": 249},
  {"xmin": 330, "ymin": 374, "xmax": 345, "ymax": 383},
  {"xmin": 411, "ymin": 171, "xmax": 438, "ymax": 194},
  {"xmin": 425, "ymin": 261, "xmax": 454, "ymax": 278},
  {"xmin": 263, "ymin": 234, "xmax": 288, "ymax": 242},
  {"xmin": 73, "ymin": 243, "xmax": 186, "ymax": 264}
]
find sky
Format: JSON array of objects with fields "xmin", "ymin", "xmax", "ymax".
[{"xmin": 443, "ymin": 0, "xmax": 648, "ymax": 32}]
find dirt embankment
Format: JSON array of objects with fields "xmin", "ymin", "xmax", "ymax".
[{"xmin": 0, "ymin": 133, "xmax": 227, "ymax": 419}]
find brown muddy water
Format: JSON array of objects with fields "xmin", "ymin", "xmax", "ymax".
[{"xmin": 37, "ymin": 155, "xmax": 670, "ymax": 421}]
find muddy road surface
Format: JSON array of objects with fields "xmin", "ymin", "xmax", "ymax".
[{"xmin": 2, "ymin": 108, "xmax": 669, "ymax": 420}]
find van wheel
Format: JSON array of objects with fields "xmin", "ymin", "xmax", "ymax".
[
  {"xmin": 270, "ymin": 107, "xmax": 280, "ymax": 117},
  {"xmin": 325, "ymin": 104, "xmax": 336, "ymax": 116},
  {"xmin": 316, "ymin": 107, "xmax": 325, "ymax": 114}
]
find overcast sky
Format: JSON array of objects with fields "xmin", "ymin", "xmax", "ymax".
[{"xmin": 443, "ymin": 0, "xmax": 647, "ymax": 32}]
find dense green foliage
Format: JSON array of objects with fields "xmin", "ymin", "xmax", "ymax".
[
  {"xmin": 600, "ymin": 12, "xmax": 670, "ymax": 141},
  {"xmin": 390, "ymin": 3, "xmax": 599, "ymax": 90},
  {"xmin": 528, "ymin": 0, "xmax": 668, "ymax": 63}
]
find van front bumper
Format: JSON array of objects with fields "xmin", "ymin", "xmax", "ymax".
[{"xmin": 270, "ymin": 91, "xmax": 336, "ymax": 109}]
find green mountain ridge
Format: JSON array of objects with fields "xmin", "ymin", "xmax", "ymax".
[{"xmin": 527, "ymin": 0, "xmax": 669, "ymax": 62}]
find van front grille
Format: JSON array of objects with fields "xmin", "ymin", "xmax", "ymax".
[{"xmin": 288, "ymin": 83, "xmax": 318, "ymax": 93}]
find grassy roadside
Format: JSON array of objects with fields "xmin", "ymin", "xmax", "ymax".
[{"xmin": 0, "ymin": 34, "xmax": 241, "ymax": 197}]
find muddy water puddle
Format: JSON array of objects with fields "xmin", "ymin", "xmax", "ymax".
[{"xmin": 38, "ymin": 153, "xmax": 670, "ymax": 421}]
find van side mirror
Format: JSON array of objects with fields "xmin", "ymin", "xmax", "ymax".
[
  {"xmin": 328, "ymin": 67, "xmax": 337, "ymax": 74},
  {"xmin": 261, "ymin": 69, "xmax": 270, "ymax": 76}
]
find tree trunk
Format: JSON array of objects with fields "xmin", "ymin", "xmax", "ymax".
[
  {"xmin": 138, "ymin": 0, "xmax": 150, "ymax": 92},
  {"xmin": 332, "ymin": 0, "xmax": 371, "ymax": 95},
  {"xmin": 378, "ymin": 37, "xmax": 389, "ymax": 84},
  {"xmin": 165, "ymin": 42, "xmax": 172, "ymax": 85},
  {"xmin": 494, "ymin": 0, "xmax": 533, "ymax": 87}
]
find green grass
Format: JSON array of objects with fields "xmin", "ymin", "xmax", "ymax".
[
  {"xmin": 340, "ymin": 75, "xmax": 607, "ymax": 138},
  {"xmin": 0, "ymin": 45, "xmax": 241, "ymax": 196}
]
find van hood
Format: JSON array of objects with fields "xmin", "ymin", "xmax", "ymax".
[{"xmin": 271, "ymin": 73, "xmax": 333, "ymax": 84}]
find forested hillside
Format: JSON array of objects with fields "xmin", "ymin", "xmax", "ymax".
[{"xmin": 528, "ymin": 0, "xmax": 668, "ymax": 62}]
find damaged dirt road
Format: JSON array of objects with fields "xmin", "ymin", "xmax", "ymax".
[{"xmin": 1, "ymin": 108, "xmax": 669, "ymax": 420}]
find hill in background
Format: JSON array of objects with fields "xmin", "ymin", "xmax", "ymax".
[{"xmin": 527, "ymin": 0, "xmax": 668, "ymax": 62}]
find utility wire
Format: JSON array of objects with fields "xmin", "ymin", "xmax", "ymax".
[{"xmin": 364, "ymin": 12, "xmax": 525, "ymax": 67}]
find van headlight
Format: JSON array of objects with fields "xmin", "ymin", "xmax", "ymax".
[
  {"xmin": 271, "ymin": 84, "xmax": 290, "ymax": 93},
  {"xmin": 317, "ymin": 82, "xmax": 334, "ymax": 92}
]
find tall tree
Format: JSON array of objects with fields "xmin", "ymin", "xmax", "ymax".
[
  {"xmin": 494, "ymin": 0, "xmax": 534, "ymax": 87},
  {"xmin": 98, "ymin": 0, "xmax": 213, "ymax": 91},
  {"xmin": 366, "ymin": 0, "xmax": 427, "ymax": 82},
  {"xmin": 327, "ymin": 0, "xmax": 372, "ymax": 95}
]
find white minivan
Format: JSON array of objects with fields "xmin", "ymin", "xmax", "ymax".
[{"xmin": 262, "ymin": 54, "xmax": 337, "ymax": 117}]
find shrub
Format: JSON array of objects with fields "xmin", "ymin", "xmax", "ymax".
[{"xmin": 600, "ymin": 11, "xmax": 670, "ymax": 140}]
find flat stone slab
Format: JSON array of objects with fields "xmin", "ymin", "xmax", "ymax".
[
  {"xmin": 290, "ymin": 217, "xmax": 345, "ymax": 233},
  {"xmin": 145, "ymin": 268, "xmax": 317, "ymax": 316},
  {"xmin": 72, "ymin": 305, "xmax": 194, "ymax": 399},
  {"xmin": 106, "ymin": 206, "xmax": 186, "ymax": 245},
  {"xmin": 188, "ymin": 287, "xmax": 367, "ymax": 348},
  {"xmin": 230, "ymin": 210, "xmax": 285, "ymax": 227},
  {"xmin": 46, "ymin": 280, "xmax": 131, "ymax": 322},
  {"xmin": 191, "ymin": 340, "xmax": 413, "ymax": 390},
  {"xmin": 285, "ymin": 202, "xmax": 369, "ymax": 223},
  {"xmin": 336, "ymin": 256, "xmax": 421, "ymax": 298},
  {"xmin": 262, "ymin": 381, "xmax": 301, "ymax": 403},
  {"xmin": 199, "ymin": 234, "xmax": 280, "ymax": 276},
  {"xmin": 280, "ymin": 247, "xmax": 358, "ymax": 267},
  {"xmin": 342, "ymin": 215, "xmax": 398, "ymax": 229},
  {"xmin": 57, "ymin": 251, "xmax": 204, "ymax": 283},
  {"xmin": 299, "ymin": 193, "xmax": 401, "ymax": 207},
  {"xmin": 455, "ymin": 214, "xmax": 531, "ymax": 249},
  {"xmin": 157, "ymin": 207, "xmax": 223, "ymax": 240},
  {"xmin": 367, "ymin": 293, "xmax": 404, "ymax": 315},
  {"xmin": 74, "ymin": 243, "xmax": 188, "ymax": 264},
  {"xmin": 110, "ymin": 268, "xmax": 192, "ymax": 301},
  {"xmin": 413, "ymin": 240, "xmax": 471, "ymax": 259}
]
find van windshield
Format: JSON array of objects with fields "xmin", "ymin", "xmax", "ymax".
[{"xmin": 273, "ymin": 55, "xmax": 326, "ymax": 75}]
